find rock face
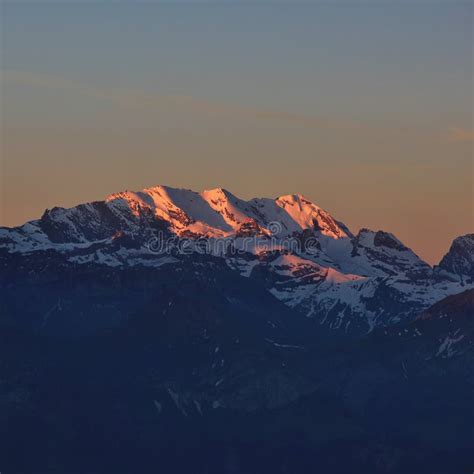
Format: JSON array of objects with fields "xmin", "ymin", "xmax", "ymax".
[
  {"xmin": 1, "ymin": 185, "xmax": 473, "ymax": 337},
  {"xmin": 436, "ymin": 234, "xmax": 474, "ymax": 283}
]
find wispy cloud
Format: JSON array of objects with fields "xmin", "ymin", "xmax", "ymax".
[
  {"xmin": 2, "ymin": 70, "xmax": 152, "ymax": 110},
  {"xmin": 2, "ymin": 69, "xmax": 357, "ymax": 130},
  {"xmin": 447, "ymin": 127, "xmax": 474, "ymax": 143}
]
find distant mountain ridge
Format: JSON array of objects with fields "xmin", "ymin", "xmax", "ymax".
[
  {"xmin": 1, "ymin": 185, "xmax": 473, "ymax": 336},
  {"xmin": 435, "ymin": 233, "xmax": 474, "ymax": 282},
  {"xmin": 1, "ymin": 186, "xmax": 474, "ymax": 473},
  {"xmin": 1, "ymin": 185, "xmax": 349, "ymax": 247}
]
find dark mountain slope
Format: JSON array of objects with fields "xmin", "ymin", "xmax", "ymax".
[{"xmin": 1, "ymin": 290, "xmax": 473, "ymax": 473}]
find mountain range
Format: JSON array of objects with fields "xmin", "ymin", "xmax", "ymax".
[
  {"xmin": 0, "ymin": 185, "xmax": 473, "ymax": 473},
  {"xmin": 1, "ymin": 185, "xmax": 472, "ymax": 336}
]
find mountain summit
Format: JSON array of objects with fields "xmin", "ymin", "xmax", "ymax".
[
  {"xmin": 1, "ymin": 185, "xmax": 472, "ymax": 336},
  {"xmin": 0, "ymin": 185, "xmax": 351, "ymax": 247},
  {"xmin": 104, "ymin": 185, "xmax": 350, "ymax": 239}
]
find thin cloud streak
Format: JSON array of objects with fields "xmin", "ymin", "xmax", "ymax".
[
  {"xmin": 447, "ymin": 127, "xmax": 474, "ymax": 143},
  {"xmin": 3, "ymin": 70, "xmax": 466, "ymax": 141},
  {"xmin": 2, "ymin": 70, "xmax": 358, "ymax": 130}
]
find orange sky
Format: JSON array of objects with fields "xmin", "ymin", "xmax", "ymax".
[{"xmin": 1, "ymin": 2, "xmax": 473, "ymax": 265}]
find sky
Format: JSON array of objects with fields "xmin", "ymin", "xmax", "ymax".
[{"xmin": 1, "ymin": 0, "xmax": 473, "ymax": 264}]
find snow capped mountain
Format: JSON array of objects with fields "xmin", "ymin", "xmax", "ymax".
[
  {"xmin": 435, "ymin": 233, "xmax": 474, "ymax": 283},
  {"xmin": 104, "ymin": 186, "xmax": 351, "ymax": 240},
  {"xmin": 0, "ymin": 185, "xmax": 350, "ymax": 251},
  {"xmin": 348, "ymin": 229, "xmax": 431, "ymax": 277},
  {"xmin": 1, "ymin": 185, "xmax": 472, "ymax": 336}
]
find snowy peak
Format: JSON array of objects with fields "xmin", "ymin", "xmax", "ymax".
[
  {"xmin": 272, "ymin": 194, "xmax": 348, "ymax": 238},
  {"xmin": 355, "ymin": 229, "xmax": 407, "ymax": 251},
  {"xmin": 436, "ymin": 234, "xmax": 474, "ymax": 282},
  {"xmin": 349, "ymin": 228, "xmax": 431, "ymax": 277},
  {"xmin": 1, "ymin": 184, "xmax": 473, "ymax": 338},
  {"xmin": 103, "ymin": 185, "xmax": 350, "ymax": 239},
  {"xmin": 202, "ymin": 187, "xmax": 233, "ymax": 199}
]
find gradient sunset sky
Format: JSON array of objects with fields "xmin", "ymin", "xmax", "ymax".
[{"xmin": 1, "ymin": 1, "xmax": 472, "ymax": 264}]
